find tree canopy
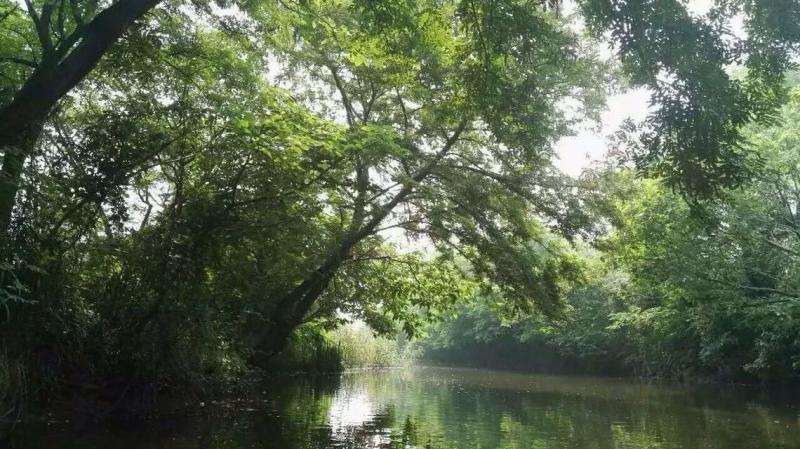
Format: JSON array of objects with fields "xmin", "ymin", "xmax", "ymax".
[{"xmin": 2, "ymin": 0, "xmax": 800, "ymax": 416}]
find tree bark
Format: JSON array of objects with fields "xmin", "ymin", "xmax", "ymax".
[
  {"xmin": 0, "ymin": 124, "xmax": 39, "ymax": 242},
  {"xmin": 251, "ymin": 235, "xmax": 356, "ymax": 360},
  {"xmin": 0, "ymin": 0, "xmax": 162, "ymax": 248}
]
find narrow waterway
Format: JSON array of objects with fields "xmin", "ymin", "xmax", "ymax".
[{"xmin": 10, "ymin": 367, "xmax": 800, "ymax": 448}]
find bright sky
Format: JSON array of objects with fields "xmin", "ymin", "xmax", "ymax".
[{"xmin": 553, "ymin": 88, "xmax": 651, "ymax": 176}]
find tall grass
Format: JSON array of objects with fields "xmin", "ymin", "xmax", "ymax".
[
  {"xmin": 266, "ymin": 323, "xmax": 418, "ymax": 373},
  {"xmin": 332, "ymin": 324, "xmax": 418, "ymax": 369}
]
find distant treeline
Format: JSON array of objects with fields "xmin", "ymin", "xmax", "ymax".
[{"xmin": 419, "ymin": 89, "xmax": 800, "ymax": 383}]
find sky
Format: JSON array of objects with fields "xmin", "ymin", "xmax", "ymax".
[{"xmin": 553, "ymin": 88, "xmax": 651, "ymax": 177}]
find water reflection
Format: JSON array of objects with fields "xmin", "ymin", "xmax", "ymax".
[
  {"xmin": 9, "ymin": 367, "xmax": 800, "ymax": 449},
  {"xmin": 328, "ymin": 389, "xmax": 374, "ymax": 430}
]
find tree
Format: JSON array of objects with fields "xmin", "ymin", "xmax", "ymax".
[
  {"xmin": 589, "ymin": 90, "xmax": 800, "ymax": 380},
  {"xmin": 418, "ymin": 84, "xmax": 800, "ymax": 383},
  {"xmin": 242, "ymin": 0, "xmax": 606, "ymax": 358},
  {"xmin": 0, "ymin": 0, "xmax": 171, "ymax": 248}
]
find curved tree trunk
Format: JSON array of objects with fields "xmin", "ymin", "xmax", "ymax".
[{"xmin": 251, "ymin": 237, "xmax": 354, "ymax": 361}]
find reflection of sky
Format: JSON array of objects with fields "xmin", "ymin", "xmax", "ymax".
[
  {"xmin": 326, "ymin": 388, "xmax": 393, "ymax": 448},
  {"xmin": 327, "ymin": 389, "xmax": 374, "ymax": 430}
]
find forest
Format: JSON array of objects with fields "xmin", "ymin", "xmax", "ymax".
[{"xmin": 2, "ymin": 0, "xmax": 800, "ymax": 426}]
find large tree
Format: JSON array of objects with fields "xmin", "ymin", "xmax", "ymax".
[{"xmin": 244, "ymin": 0, "xmax": 606, "ymax": 357}]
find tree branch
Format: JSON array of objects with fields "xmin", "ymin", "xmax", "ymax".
[
  {"xmin": 764, "ymin": 237, "xmax": 800, "ymax": 258},
  {"xmin": 325, "ymin": 61, "xmax": 356, "ymax": 127},
  {"xmin": 0, "ymin": 56, "xmax": 37, "ymax": 68},
  {"xmin": 702, "ymin": 275, "xmax": 800, "ymax": 299}
]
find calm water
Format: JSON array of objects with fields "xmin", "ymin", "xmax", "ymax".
[{"xmin": 10, "ymin": 367, "xmax": 800, "ymax": 448}]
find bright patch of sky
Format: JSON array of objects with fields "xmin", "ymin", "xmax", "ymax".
[{"xmin": 553, "ymin": 88, "xmax": 650, "ymax": 176}]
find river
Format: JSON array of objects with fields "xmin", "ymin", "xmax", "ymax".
[{"xmin": 9, "ymin": 367, "xmax": 800, "ymax": 448}]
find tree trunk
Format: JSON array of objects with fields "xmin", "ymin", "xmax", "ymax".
[
  {"xmin": 0, "ymin": 0, "xmax": 162, "ymax": 250},
  {"xmin": 0, "ymin": 123, "xmax": 40, "ymax": 244},
  {"xmin": 250, "ymin": 192, "xmax": 413, "ymax": 361},
  {"xmin": 252, "ymin": 239, "xmax": 352, "ymax": 361}
]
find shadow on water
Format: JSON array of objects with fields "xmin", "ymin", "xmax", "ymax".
[{"xmin": 6, "ymin": 367, "xmax": 800, "ymax": 448}]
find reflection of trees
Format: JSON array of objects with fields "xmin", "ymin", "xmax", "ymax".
[
  {"xmin": 276, "ymin": 369, "xmax": 800, "ymax": 449},
  {"xmin": 610, "ymin": 424, "xmax": 668, "ymax": 449},
  {"xmin": 15, "ymin": 369, "xmax": 800, "ymax": 448}
]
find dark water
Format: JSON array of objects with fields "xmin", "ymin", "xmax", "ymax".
[{"xmin": 10, "ymin": 367, "xmax": 800, "ymax": 448}]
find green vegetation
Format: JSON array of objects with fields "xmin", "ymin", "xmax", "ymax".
[
  {"xmin": 1, "ymin": 0, "xmax": 800, "ymax": 422},
  {"xmin": 334, "ymin": 325, "xmax": 418, "ymax": 369},
  {"xmin": 420, "ymin": 88, "xmax": 800, "ymax": 383},
  {"xmin": 267, "ymin": 324, "xmax": 416, "ymax": 373}
]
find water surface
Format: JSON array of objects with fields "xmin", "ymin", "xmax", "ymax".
[{"xmin": 12, "ymin": 367, "xmax": 800, "ymax": 448}]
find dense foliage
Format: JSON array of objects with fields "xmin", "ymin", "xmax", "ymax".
[
  {"xmin": 421, "ymin": 88, "xmax": 800, "ymax": 383},
  {"xmin": 1, "ymin": 0, "xmax": 800, "ymax": 422},
  {"xmin": 0, "ymin": 0, "xmax": 604, "ymax": 417}
]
